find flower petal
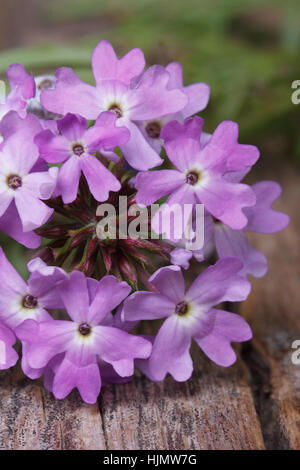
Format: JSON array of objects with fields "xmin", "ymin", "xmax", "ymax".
[
  {"xmin": 186, "ymin": 257, "xmax": 251, "ymax": 308},
  {"xmin": 105, "ymin": 358, "xmax": 134, "ymax": 378},
  {"xmin": 80, "ymin": 154, "xmax": 121, "ymax": 202},
  {"xmin": 35, "ymin": 129, "xmax": 71, "ymax": 164},
  {"xmin": 161, "ymin": 116, "xmax": 204, "ymax": 145},
  {"xmin": 170, "ymin": 247, "xmax": 193, "ymax": 270},
  {"xmin": 149, "ymin": 265, "xmax": 185, "ymax": 303},
  {"xmin": 41, "ymin": 67, "xmax": 101, "ymax": 119},
  {"xmin": 195, "ymin": 309, "xmax": 252, "ymax": 367},
  {"xmin": 14, "ymin": 188, "xmax": 53, "ymax": 232},
  {"xmin": 165, "ymin": 62, "xmax": 183, "ymax": 89},
  {"xmin": 244, "ymin": 181, "xmax": 290, "ymax": 234},
  {"xmin": 94, "ymin": 326, "xmax": 151, "ymax": 365},
  {"xmin": 85, "ymin": 111, "xmax": 130, "ymax": 152},
  {"xmin": 92, "ymin": 40, "xmax": 145, "ymax": 86},
  {"xmin": 27, "ymin": 258, "xmax": 68, "ymax": 302},
  {"xmin": 135, "ymin": 169, "xmax": 185, "ymax": 206},
  {"xmin": 151, "ymin": 184, "xmax": 195, "ymax": 239},
  {"xmin": 0, "ymin": 322, "xmax": 18, "ymax": 370},
  {"xmin": 196, "ymin": 177, "xmax": 256, "ymax": 230},
  {"xmin": 21, "ymin": 342, "xmax": 46, "ymax": 379},
  {"xmin": 58, "ymin": 155, "xmax": 81, "ymax": 204},
  {"xmin": 128, "ymin": 65, "xmax": 187, "ymax": 121},
  {"xmin": 53, "ymin": 357, "xmax": 101, "ymax": 404},
  {"xmin": 182, "ymin": 83, "xmax": 210, "ymax": 118},
  {"xmin": 0, "ymin": 111, "xmax": 41, "ymax": 143},
  {"xmin": 57, "ymin": 271, "xmax": 90, "ymax": 323},
  {"xmin": 164, "ymin": 134, "xmax": 203, "ymax": 172},
  {"xmin": 15, "ymin": 319, "xmax": 75, "ymax": 369},
  {"xmin": 22, "ymin": 167, "xmax": 58, "ymax": 200},
  {"xmin": 0, "ymin": 200, "xmax": 41, "ymax": 249},
  {"xmin": 7, "ymin": 64, "xmax": 35, "ymax": 100},
  {"xmin": 0, "ymin": 191, "xmax": 14, "ymax": 219},
  {"xmin": 226, "ymin": 144, "xmax": 260, "ymax": 173},
  {"xmin": 0, "ymin": 246, "xmax": 27, "ymax": 295},
  {"xmin": 123, "ymin": 291, "xmax": 175, "ymax": 322},
  {"xmin": 87, "ymin": 276, "xmax": 131, "ymax": 324},
  {"xmin": 214, "ymin": 224, "xmax": 268, "ymax": 278},
  {"xmin": 147, "ymin": 315, "xmax": 192, "ymax": 381},
  {"xmin": 1, "ymin": 119, "xmax": 40, "ymax": 175},
  {"xmin": 57, "ymin": 113, "xmax": 87, "ymax": 141},
  {"xmin": 120, "ymin": 120, "xmax": 163, "ymax": 171}
]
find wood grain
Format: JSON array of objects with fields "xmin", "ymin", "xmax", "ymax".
[
  {"xmin": 0, "ymin": 350, "xmax": 264, "ymax": 450},
  {"xmin": 99, "ymin": 352, "xmax": 264, "ymax": 450},
  {"xmin": 0, "ymin": 367, "xmax": 105, "ymax": 450},
  {"xmin": 241, "ymin": 163, "xmax": 300, "ymax": 450}
]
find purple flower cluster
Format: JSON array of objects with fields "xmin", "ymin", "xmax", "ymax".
[{"xmin": 0, "ymin": 41, "xmax": 289, "ymax": 404}]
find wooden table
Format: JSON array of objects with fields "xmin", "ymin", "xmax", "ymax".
[{"xmin": 0, "ymin": 163, "xmax": 299, "ymax": 450}]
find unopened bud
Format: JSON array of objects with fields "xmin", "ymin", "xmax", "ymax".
[
  {"xmin": 32, "ymin": 247, "xmax": 54, "ymax": 265},
  {"xmin": 119, "ymin": 256, "xmax": 137, "ymax": 287},
  {"xmin": 101, "ymin": 248, "xmax": 113, "ymax": 273},
  {"xmin": 35, "ymin": 225, "xmax": 69, "ymax": 238},
  {"xmin": 79, "ymin": 238, "xmax": 99, "ymax": 276}
]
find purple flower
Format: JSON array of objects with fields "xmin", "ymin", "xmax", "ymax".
[
  {"xmin": 169, "ymin": 209, "xmax": 214, "ymax": 268},
  {"xmin": 0, "ymin": 64, "xmax": 35, "ymax": 120},
  {"xmin": 123, "ymin": 258, "xmax": 252, "ymax": 381},
  {"xmin": 138, "ymin": 61, "xmax": 209, "ymax": 153},
  {"xmin": 0, "ymin": 110, "xmax": 47, "ymax": 172},
  {"xmin": 213, "ymin": 180, "xmax": 290, "ymax": 277},
  {"xmin": 0, "ymin": 252, "xmax": 67, "ymax": 331},
  {"xmin": 170, "ymin": 246, "xmax": 203, "ymax": 269},
  {"xmin": 0, "ymin": 113, "xmax": 57, "ymax": 245},
  {"xmin": 0, "ymin": 322, "xmax": 18, "ymax": 370},
  {"xmin": 171, "ymin": 178, "xmax": 289, "ymax": 277},
  {"xmin": 15, "ymin": 271, "xmax": 152, "ymax": 403},
  {"xmin": 27, "ymin": 74, "xmax": 58, "ymax": 119},
  {"xmin": 135, "ymin": 117, "xmax": 259, "ymax": 235},
  {"xmin": 0, "ymin": 249, "xmax": 68, "ymax": 378},
  {"xmin": 43, "ymin": 306, "xmax": 138, "ymax": 392},
  {"xmin": 35, "ymin": 112, "xmax": 129, "ymax": 203},
  {"xmin": 40, "ymin": 40, "xmax": 188, "ymax": 170}
]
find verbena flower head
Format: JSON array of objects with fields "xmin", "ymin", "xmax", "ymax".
[
  {"xmin": 16, "ymin": 271, "xmax": 151, "ymax": 403},
  {"xmin": 0, "ymin": 40, "xmax": 289, "ymax": 404}
]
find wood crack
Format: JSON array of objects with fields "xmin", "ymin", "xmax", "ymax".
[
  {"xmin": 97, "ymin": 395, "xmax": 109, "ymax": 450},
  {"xmin": 241, "ymin": 341, "xmax": 291, "ymax": 450}
]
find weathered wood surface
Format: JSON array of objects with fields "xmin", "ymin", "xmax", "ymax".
[
  {"xmin": 0, "ymin": 348, "xmax": 264, "ymax": 450},
  {"xmin": 241, "ymin": 163, "xmax": 300, "ymax": 450},
  {"xmin": 0, "ymin": 163, "xmax": 298, "ymax": 450}
]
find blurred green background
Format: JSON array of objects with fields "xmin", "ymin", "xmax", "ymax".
[{"xmin": 0, "ymin": 0, "xmax": 299, "ymax": 275}]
